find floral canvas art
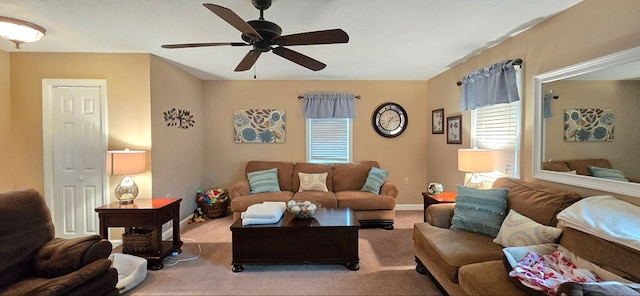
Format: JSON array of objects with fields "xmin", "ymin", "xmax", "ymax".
[
  {"xmin": 564, "ymin": 108, "xmax": 614, "ymax": 142},
  {"xmin": 234, "ymin": 109, "xmax": 286, "ymax": 143}
]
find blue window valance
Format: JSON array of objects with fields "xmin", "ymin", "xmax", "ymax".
[
  {"xmin": 303, "ymin": 92, "xmax": 356, "ymax": 118},
  {"xmin": 460, "ymin": 59, "xmax": 521, "ymax": 111}
]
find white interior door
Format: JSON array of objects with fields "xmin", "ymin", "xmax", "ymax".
[{"xmin": 42, "ymin": 79, "xmax": 108, "ymax": 239}]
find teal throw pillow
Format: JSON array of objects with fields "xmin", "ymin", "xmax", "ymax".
[
  {"xmin": 361, "ymin": 167, "xmax": 389, "ymax": 194},
  {"xmin": 450, "ymin": 185, "xmax": 509, "ymax": 238},
  {"xmin": 247, "ymin": 168, "xmax": 281, "ymax": 194},
  {"xmin": 589, "ymin": 166, "xmax": 628, "ymax": 182}
]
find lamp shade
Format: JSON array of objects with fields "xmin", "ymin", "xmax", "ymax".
[
  {"xmin": 106, "ymin": 150, "xmax": 146, "ymax": 175},
  {"xmin": 458, "ymin": 149, "xmax": 495, "ymax": 173}
]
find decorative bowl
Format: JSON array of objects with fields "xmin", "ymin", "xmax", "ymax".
[{"xmin": 286, "ymin": 200, "xmax": 319, "ymax": 219}]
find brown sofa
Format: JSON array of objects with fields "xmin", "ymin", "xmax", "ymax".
[
  {"xmin": 228, "ymin": 161, "xmax": 398, "ymax": 229},
  {"xmin": 413, "ymin": 178, "xmax": 640, "ymax": 295},
  {"xmin": 543, "ymin": 158, "xmax": 640, "ymax": 182},
  {"xmin": 0, "ymin": 189, "xmax": 118, "ymax": 296}
]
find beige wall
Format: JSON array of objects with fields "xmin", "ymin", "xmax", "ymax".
[
  {"xmin": 150, "ymin": 55, "xmax": 205, "ymax": 219},
  {"xmin": 543, "ymin": 80, "xmax": 640, "ymax": 179},
  {"xmin": 9, "ymin": 53, "xmax": 152, "ymax": 200},
  {"xmin": 426, "ymin": 0, "xmax": 640, "ymax": 200},
  {"xmin": 0, "ymin": 50, "xmax": 10, "ymax": 191},
  {"xmin": 203, "ymin": 80, "xmax": 428, "ymax": 205}
]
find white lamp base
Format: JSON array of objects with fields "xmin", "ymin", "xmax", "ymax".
[{"xmin": 464, "ymin": 173, "xmax": 484, "ymax": 188}]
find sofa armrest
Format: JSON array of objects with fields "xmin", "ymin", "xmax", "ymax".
[
  {"xmin": 34, "ymin": 234, "xmax": 112, "ymax": 278},
  {"xmin": 426, "ymin": 203, "xmax": 456, "ymax": 228},
  {"xmin": 228, "ymin": 180, "xmax": 250, "ymax": 200},
  {"xmin": 380, "ymin": 181, "xmax": 398, "ymax": 198}
]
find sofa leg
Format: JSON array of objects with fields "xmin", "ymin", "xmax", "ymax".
[
  {"xmin": 415, "ymin": 257, "xmax": 428, "ymax": 275},
  {"xmin": 415, "ymin": 257, "xmax": 449, "ymax": 296},
  {"xmin": 383, "ymin": 224, "xmax": 394, "ymax": 230}
]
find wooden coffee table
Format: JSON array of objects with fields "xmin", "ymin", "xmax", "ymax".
[{"xmin": 229, "ymin": 207, "xmax": 360, "ymax": 272}]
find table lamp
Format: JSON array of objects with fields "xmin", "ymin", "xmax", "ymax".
[
  {"xmin": 458, "ymin": 148, "xmax": 495, "ymax": 188},
  {"xmin": 107, "ymin": 149, "xmax": 147, "ymax": 204}
]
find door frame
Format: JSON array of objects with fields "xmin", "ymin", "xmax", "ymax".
[{"xmin": 42, "ymin": 79, "xmax": 109, "ymax": 219}]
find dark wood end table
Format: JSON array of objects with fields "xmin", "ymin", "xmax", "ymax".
[
  {"xmin": 422, "ymin": 192, "xmax": 457, "ymax": 222},
  {"xmin": 95, "ymin": 198, "xmax": 183, "ymax": 270},
  {"xmin": 229, "ymin": 207, "xmax": 360, "ymax": 272}
]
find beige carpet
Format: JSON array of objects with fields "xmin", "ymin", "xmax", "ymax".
[{"xmin": 121, "ymin": 210, "xmax": 442, "ymax": 295}]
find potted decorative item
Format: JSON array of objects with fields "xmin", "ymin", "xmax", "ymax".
[{"xmin": 196, "ymin": 187, "xmax": 229, "ymax": 219}]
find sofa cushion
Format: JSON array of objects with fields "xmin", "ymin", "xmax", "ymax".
[
  {"xmin": 459, "ymin": 260, "xmax": 527, "ymax": 296},
  {"xmin": 564, "ymin": 158, "xmax": 612, "ymax": 176},
  {"xmin": 292, "ymin": 191, "xmax": 338, "ymax": 208},
  {"xmin": 247, "ymin": 168, "xmax": 281, "ymax": 194},
  {"xmin": 493, "ymin": 209, "xmax": 563, "ymax": 247},
  {"xmin": 413, "ymin": 223, "xmax": 504, "ymax": 284},
  {"xmin": 589, "ymin": 166, "xmax": 628, "ymax": 182},
  {"xmin": 492, "ymin": 178, "xmax": 581, "ymax": 226},
  {"xmin": 229, "ymin": 191, "xmax": 294, "ymax": 213},
  {"xmin": 450, "ymin": 186, "xmax": 509, "ymax": 237},
  {"xmin": 332, "ymin": 161, "xmax": 379, "ymax": 192},
  {"xmin": 361, "ymin": 167, "xmax": 389, "ymax": 194},
  {"xmin": 245, "ymin": 161, "xmax": 294, "ymax": 192},
  {"xmin": 335, "ymin": 191, "xmax": 395, "ymax": 210},
  {"xmin": 542, "ymin": 160, "xmax": 571, "ymax": 172}
]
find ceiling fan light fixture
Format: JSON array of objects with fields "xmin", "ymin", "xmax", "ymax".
[{"xmin": 0, "ymin": 16, "xmax": 46, "ymax": 49}]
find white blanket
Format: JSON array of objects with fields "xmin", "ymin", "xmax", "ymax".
[
  {"xmin": 241, "ymin": 202, "xmax": 286, "ymax": 226},
  {"xmin": 557, "ymin": 195, "xmax": 640, "ymax": 252}
]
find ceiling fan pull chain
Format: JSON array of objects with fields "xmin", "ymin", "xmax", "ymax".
[{"xmin": 253, "ymin": 64, "xmax": 257, "ymax": 79}]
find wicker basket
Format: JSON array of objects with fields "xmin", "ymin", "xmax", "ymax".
[
  {"xmin": 201, "ymin": 198, "xmax": 229, "ymax": 219},
  {"xmin": 123, "ymin": 228, "xmax": 154, "ymax": 254}
]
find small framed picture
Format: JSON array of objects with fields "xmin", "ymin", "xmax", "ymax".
[
  {"xmin": 431, "ymin": 108, "xmax": 444, "ymax": 134},
  {"xmin": 447, "ymin": 115, "xmax": 462, "ymax": 144}
]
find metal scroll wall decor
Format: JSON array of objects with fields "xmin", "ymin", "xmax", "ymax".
[{"xmin": 163, "ymin": 108, "xmax": 195, "ymax": 129}]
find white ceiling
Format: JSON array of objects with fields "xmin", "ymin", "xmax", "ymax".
[{"xmin": 0, "ymin": 0, "xmax": 582, "ymax": 80}]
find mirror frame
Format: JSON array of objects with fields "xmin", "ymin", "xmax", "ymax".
[{"xmin": 533, "ymin": 46, "xmax": 640, "ymax": 197}]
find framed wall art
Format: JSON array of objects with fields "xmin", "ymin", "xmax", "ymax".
[
  {"xmin": 564, "ymin": 108, "xmax": 614, "ymax": 142},
  {"xmin": 446, "ymin": 115, "xmax": 462, "ymax": 144},
  {"xmin": 432, "ymin": 108, "xmax": 444, "ymax": 134},
  {"xmin": 234, "ymin": 109, "xmax": 286, "ymax": 143}
]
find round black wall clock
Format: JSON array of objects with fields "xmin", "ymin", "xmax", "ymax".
[{"xmin": 372, "ymin": 102, "xmax": 408, "ymax": 138}]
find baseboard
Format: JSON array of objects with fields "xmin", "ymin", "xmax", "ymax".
[{"xmin": 395, "ymin": 204, "xmax": 422, "ymax": 210}]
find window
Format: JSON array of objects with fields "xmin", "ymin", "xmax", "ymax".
[
  {"xmin": 306, "ymin": 118, "xmax": 352, "ymax": 163},
  {"xmin": 471, "ymin": 68, "xmax": 522, "ymax": 179}
]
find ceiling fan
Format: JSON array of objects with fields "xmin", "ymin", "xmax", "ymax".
[{"xmin": 161, "ymin": 0, "xmax": 349, "ymax": 72}]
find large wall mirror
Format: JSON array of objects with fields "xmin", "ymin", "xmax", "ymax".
[{"xmin": 533, "ymin": 46, "xmax": 640, "ymax": 197}]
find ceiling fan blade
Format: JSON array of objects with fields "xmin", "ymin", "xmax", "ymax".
[
  {"xmin": 235, "ymin": 50, "xmax": 261, "ymax": 72},
  {"xmin": 272, "ymin": 47, "xmax": 326, "ymax": 71},
  {"xmin": 274, "ymin": 29, "xmax": 349, "ymax": 46},
  {"xmin": 161, "ymin": 42, "xmax": 249, "ymax": 49},
  {"xmin": 203, "ymin": 3, "xmax": 263, "ymax": 42}
]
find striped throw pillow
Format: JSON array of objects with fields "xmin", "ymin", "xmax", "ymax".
[
  {"xmin": 450, "ymin": 185, "xmax": 509, "ymax": 237},
  {"xmin": 247, "ymin": 168, "xmax": 281, "ymax": 194},
  {"xmin": 361, "ymin": 167, "xmax": 389, "ymax": 194}
]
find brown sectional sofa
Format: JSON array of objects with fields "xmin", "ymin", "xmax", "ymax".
[
  {"xmin": 413, "ymin": 178, "xmax": 640, "ymax": 295},
  {"xmin": 228, "ymin": 160, "xmax": 398, "ymax": 229},
  {"xmin": 543, "ymin": 158, "xmax": 640, "ymax": 182}
]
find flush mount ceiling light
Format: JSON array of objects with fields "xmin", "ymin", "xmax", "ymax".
[{"xmin": 0, "ymin": 16, "xmax": 46, "ymax": 49}]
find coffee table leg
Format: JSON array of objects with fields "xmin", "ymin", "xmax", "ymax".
[
  {"xmin": 232, "ymin": 265, "xmax": 244, "ymax": 272},
  {"xmin": 346, "ymin": 262, "xmax": 359, "ymax": 271}
]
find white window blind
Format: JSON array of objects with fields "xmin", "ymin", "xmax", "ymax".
[
  {"xmin": 471, "ymin": 68, "xmax": 522, "ymax": 178},
  {"xmin": 306, "ymin": 118, "xmax": 352, "ymax": 163}
]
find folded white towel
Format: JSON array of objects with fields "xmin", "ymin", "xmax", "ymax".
[
  {"xmin": 242, "ymin": 201, "xmax": 286, "ymax": 220},
  {"xmin": 242, "ymin": 216, "xmax": 282, "ymax": 226}
]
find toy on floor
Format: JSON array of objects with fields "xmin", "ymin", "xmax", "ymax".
[{"xmin": 188, "ymin": 207, "xmax": 205, "ymax": 224}]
